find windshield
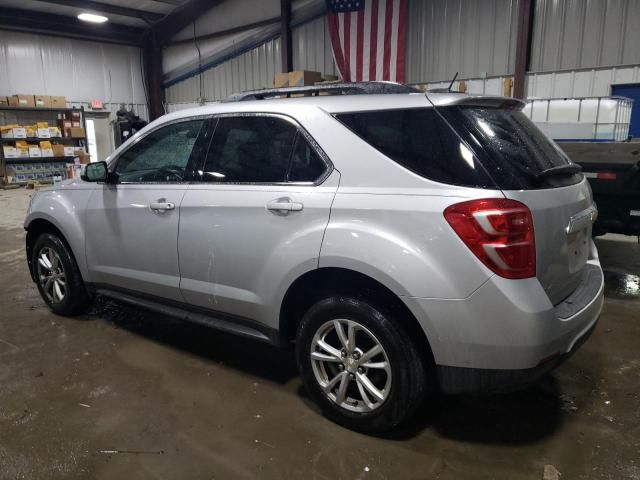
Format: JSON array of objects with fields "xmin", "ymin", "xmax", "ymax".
[{"xmin": 441, "ymin": 106, "xmax": 583, "ymax": 189}]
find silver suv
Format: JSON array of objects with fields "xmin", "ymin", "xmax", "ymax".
[{"xmin": 25, "ymin": 83, "xmax": 604, "ymax": 432}]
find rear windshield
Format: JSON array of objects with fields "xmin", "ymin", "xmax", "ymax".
[
  {"xmin": 336, "ymin": 106, "xmax": 582, "ymax": 190},
  {"xmin": 442, "ymin": 106, "xmax": 582, "ymax": 189}
]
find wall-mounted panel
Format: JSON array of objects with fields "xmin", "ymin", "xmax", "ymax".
[
  {"xmin": 0, "ymin": 30, "xmax": 145, "ymax": 117},
  {"xmin": 406, "ymin": 0, "xmax": 519, "ymax": 83},
  {"xmin": 531, "ymin": 0, "xmax": 640, "ymax": 72}
]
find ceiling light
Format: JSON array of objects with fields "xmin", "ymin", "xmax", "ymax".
[{"xmin": 78, "ymin": 13, "xmax": 109, "ymax": 23}]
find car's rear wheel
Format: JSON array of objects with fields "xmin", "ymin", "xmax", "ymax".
[
  {"xmin": 32, "ymin": 233, "xmax": 91, "ymax": 316},
  {"xmin": 296, "ymin": 296, "xmax": 427, "ymax": 432}
]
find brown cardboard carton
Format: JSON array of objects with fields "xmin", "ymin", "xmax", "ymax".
[
  {"xmin": 288, "ymin": 70, "xmax": 323, "ymax": 87},
  {"xmin": 69, "ymin": 127, "xmax": 85, "ymax": 138},
  {"xmin": 51, "ymin": 144, "xmax": 65, "ymax": 157},
  {"xmin": 274, "ymin": 73, "xmax": 289, "ymax": 88},
  {"xmin": 322, "ymin": 74, "xmax": 339, "ymax": 82},
  {"xmin": 34, "ymin": 95, "xmax": 52, "ymax": 108},
  {"xmin": 9, "ymin": 94, "xmax": 36, "ymax": 108},
  {"xmin": 0, "ymin": 96, "xmax": 9, "ymax": 107},
  {"xmin": 50, "ymin": 96, "xmax": 66, "ymax": 108}
]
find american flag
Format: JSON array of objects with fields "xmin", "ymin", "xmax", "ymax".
[{"xmin": 326, "ymin": 0, "xmax": 408, "ymax": 83}]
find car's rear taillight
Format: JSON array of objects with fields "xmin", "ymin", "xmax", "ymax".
[{"xmin": 444, "ymin": 198, "xmax": 535, "ymax": 279}]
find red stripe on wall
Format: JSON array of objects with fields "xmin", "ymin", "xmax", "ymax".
[
  {"xmin": 327, "ymin": 13, "xmax": 347, "ymax": 80},
  {"xmin": 382, "ymin": 0, "xmax": 393, "ymax": 80},
  {"xmin": 396, "ymin": 0, "xmax": 408, "ymax": 83},
  {"xmin": 355, "ymin": 9, "xmax": 365, "ymax": 81},
  {"xmin": 344, "ymin": 12, "xmax": 352, "ymax": 81},
  {"xmin": 369, "ymin": 0, "xmax": 379, "ymax": 81}
]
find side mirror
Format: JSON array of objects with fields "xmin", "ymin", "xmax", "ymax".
[{"xmin": 81, "ymin": 161, "xmax": 108, "ymax": 183}]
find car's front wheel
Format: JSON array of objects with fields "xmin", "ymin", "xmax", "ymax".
[
  {"xmin": 32, "ymin": 233, "xmax": 91, "ymax": 316},
  {"xmin": 296, "ymin": 296, "xmax": 427, "ymax": 432}
]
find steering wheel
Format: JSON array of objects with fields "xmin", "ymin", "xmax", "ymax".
[{"xmin": 154, "ymin": 165, "xmax": 184, "ymax": 182}]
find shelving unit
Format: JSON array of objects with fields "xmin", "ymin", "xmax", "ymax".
[{"xmin": 0, "ymin": 105, "xmax": 87, "ymax": 184}]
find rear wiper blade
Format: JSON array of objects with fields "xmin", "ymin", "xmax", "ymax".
[{"xmin": 536, "ymin": 163, "xmax": 582, "ymax": 180}]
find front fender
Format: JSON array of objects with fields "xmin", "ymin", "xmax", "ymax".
[{"xmin": 25, "ymin": 187, "xmax": 95, "ymax": 282}]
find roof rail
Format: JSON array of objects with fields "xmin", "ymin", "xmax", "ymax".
[{"xmin": 225, "ymin": 81, "xmax": 419, "ymax": 102}]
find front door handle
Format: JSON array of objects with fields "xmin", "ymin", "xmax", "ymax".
[
  {"xmin": 267, "ymin": 198, "xmax": 304, "ymax": 214},
  {"xmin": 150, "ymin": 201, "xmax": 175, "ymax": 213}
]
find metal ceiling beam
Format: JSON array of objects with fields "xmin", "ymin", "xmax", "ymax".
[
  {"xmin": 0, "ymin": 6, "xmax": 144, "ymax": 45},
  {"xmin": 150, "ymin": 0, "xmax": 225, "ymax": 46},
  {"xmin": 33, "ymin": 0, "xmax": 164, "ymax": 22}
]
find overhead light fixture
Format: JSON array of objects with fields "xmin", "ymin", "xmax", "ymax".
[{"xmin": 78, "ymin": 13, "xmax": 109, "ymax": 23}]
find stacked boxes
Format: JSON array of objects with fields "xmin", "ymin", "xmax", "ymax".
[
  {"xmin": 7, "ymin": 161, "xmax": 67, "ymax": 183},
  {"xmin": 5, "ymin": 94, "xmax": 66, "ymax": 109}
]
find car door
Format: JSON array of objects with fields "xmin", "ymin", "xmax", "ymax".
[
  {"xmin": 84, "ymin": 118, "xmax": 208, "ymax": 301},
  {"xmin": 178, "ymin": 114, "xmax": 339, "ymax": 328}
]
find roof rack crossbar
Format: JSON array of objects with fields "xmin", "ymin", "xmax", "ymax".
[{"xmin": 225, "ymin": 82, "xmax": 419, "ymax": 102}]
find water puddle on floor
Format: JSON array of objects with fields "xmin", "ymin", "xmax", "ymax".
[{"xmin": 603, "ymin": 270, "xmax": 640, "ymax": 300}]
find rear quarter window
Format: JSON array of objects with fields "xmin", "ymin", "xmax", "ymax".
[{"xmin": 334, "ymin": 108, "xmax": 495, "ymax": 188}]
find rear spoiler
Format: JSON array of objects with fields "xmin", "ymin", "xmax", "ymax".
[{"xmin": 428, "ymin": 93, "xmax": 525, "ymax": 110}]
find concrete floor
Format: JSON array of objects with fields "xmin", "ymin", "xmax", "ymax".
[{"xmin": 1, "ymin": 187, "xmax": 639, "ymax": 480}]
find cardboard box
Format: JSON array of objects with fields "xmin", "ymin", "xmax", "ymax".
[
  {"xmin": 29, "ymin": 146, "xmax": 42, "ymax": 157},
  {"xmin": 34, "ymin": 95, "xmax": 52, "ymax": 108},
  {"xmin": 70, "ymin": 127, "xmax": 85, "ymax": 138},
  {"xmin": 41, "ymin": 148, "xmax": 54, "ymax": 158},
  {"xmin": 76, "ymin": 151, "xmax": 90, "ymax": 164},
  {"xmin": 0, "ymin": 96, "xmax": 8, "ymax": 107},
  {"xmin": 50, "ymin": 96, "xmax": 66, "ymax": 108},
  {"xmin": 63, "ymin": 146, "xmax": 75, "ymax": 157},
  {"xmin": 322, "ymin": 74, "xmax": 339, "ymax": 82},
  {"xmin": 52, "ymin": 145, "xmax": 65, "ymax": 157},
  {"xmin": 2, "ymin": 146, "xmax": 18, "ymax": 158},
  {"xmin": 274, "ymin": 72, "xmax": 290, "ymax": 88},
  {"xmin": 9, "ymin": 94, "xmax": 36, "ymax": 108},
  {"xmin": 288, "ymin": 70, "xmax": 323, "ymax": 87},
  {"xmin": 37, "ymin": 128, "xmax": 51, "ymax": 138},
  {"xmin": 49, "ymin": 127, "xmax": 62, "ymax": 137}
]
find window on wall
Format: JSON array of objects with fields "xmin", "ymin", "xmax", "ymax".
[{"xmin": 115, "ymin": 120, "xmax": 203, "ymax": 183}]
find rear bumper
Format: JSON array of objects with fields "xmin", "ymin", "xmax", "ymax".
[{"xmin": 402, "ymin": 257, "xmax": 604, "ymax": 394}]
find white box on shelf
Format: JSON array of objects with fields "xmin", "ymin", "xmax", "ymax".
[
  {"xmin": 29, "ymin": 146, "xmax": 42, "ymax": 157},
  {"xmin": 48, "ymin": 127, "xmax": 62, "ymax": 137},
  {"xmin": 2, "ymin": 146, "xmax": 18, "ymax": 158},
  {"xmin": 64, "ymin": 147, "xmax": 75, "ymax": 157},
  {"xmin": 37, "ymin": 128, "xmax": 51, "ymax": 138},
  {"xmin": 12, "ymin": 127, "xmax": 27, "ymax": 138},
  {"xmin": 41, "ymin": 148, "xmax": 54, "ymax": 158}
]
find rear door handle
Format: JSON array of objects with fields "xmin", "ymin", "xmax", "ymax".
[
  {"xmin": 150, "ymin": 201, "xmax": 175, "ymax": 213},
  {"xmin": 267, "ymin": 198, "xmax": 304, "ymax": 214}
]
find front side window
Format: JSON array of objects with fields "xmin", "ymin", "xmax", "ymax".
[
  {"xmin": 201, "ymin": 116, "xmax": 297, "ymax": 183},
  {"xmin": 115, "ymin": 120, "xmax": 203, "ymax": 183}
]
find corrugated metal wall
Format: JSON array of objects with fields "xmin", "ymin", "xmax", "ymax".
[
  {"xmin": 165, "ymin": 15, "xmax": 337, "ymax": 106},
  {"xmin": 406, "ymin": 0, "xmax": 520, "ymax": 83},
  {"xmin": 165, "ymin": 37, "xmax": 282, "ymax": 104},
  {"xmin": 292, "ymin": 15, "xmax": 337, "ymax": 76},
  {"xmin": 0, "ymin": 30, "xmax": 146, "ymax": 118},
  {"xmin": 530, "ymin": 0, "xmax": 640, "ymax": 72}
]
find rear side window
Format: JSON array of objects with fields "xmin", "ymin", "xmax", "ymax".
[
  {"xmin": 335, "ymin": 108, "xmax": 495, "ymax": 188},
  {"xmin": 202, "ymin": 116, "xmax": 297, "ymax": 183}
]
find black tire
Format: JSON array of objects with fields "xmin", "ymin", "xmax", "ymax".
[
  {"xmin": 32, "ymin": 232, "xmax": 91, "ymax": 316},
  {"xmin": 296, "ymin": 296, "xmax": 427, "ymax": 433}
]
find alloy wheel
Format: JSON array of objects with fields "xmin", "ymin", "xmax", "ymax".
[
  {"xmin": 37, "ymin": 247, "xmax": 66, "ymax": 304},
  {"xmin": 310, "ymin": 319, "xmax": 392, "ymax": 413}
]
